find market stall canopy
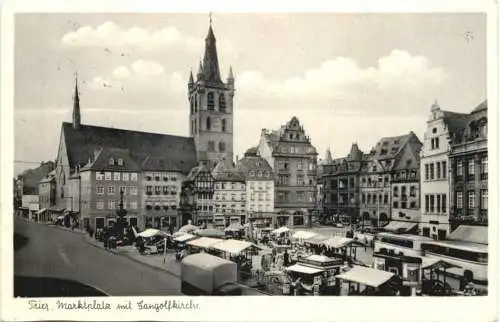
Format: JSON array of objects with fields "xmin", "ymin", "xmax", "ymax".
[
  {"xmin": 137, "ymin": 228, "xmax": 170, "ymax": 238},
  {"xmin": 320, "ymin": 236, "xmax": 362, "ymax": 249},
  {"xmin": 382, "ymin": 221, "xmax": 417, "ymax": 234},
  {"xmin": 225, "ymin": 223, "xmax": 244, "ymax": 232},
  {"xmin": 421, "ymin": 258, "xmax": 462, "ymax": 271},
  {"xmin": 305, "ymin": 234, "xmax": 329, "ymax": 245},
  {"xmin": 36, "ymin": 208, "xmax": 47, "ymax": 215},
  {"xmin": 285, "ymin": 264, "xmax": 324, "ymax": 275},
  {"xmin": 173, "ymin": 231, "xmax": 187, "ymax": 238},
  {"xmin": 174, "ymin": 233, "xmax": 197, "ymax": 242},
  {"xmin": 179, "ymin": 224, "xmax": 199, "ymax": 233},
  {"xmin": 187, "ymin": 237, "xmax": 223, "ymax": 249},
  {"xmin": 212, "ymin": 239, "xmax": 259, "ymax": 255},
  {"xmin": 196, "ymin": 228, "xmax": 226, "ymax": 238},
  {"xmin": 292, "ymin": 230, "xmax": 317, "ymax": 240},
  {"xmin": 335, "ymin": 266, "xmax": 395, "ymax": 288},
  {"xmin": 271, "ymin": 226, "xmax": 290, "ymax": 235},
  {"xmin": 305, "ymin": 254, "xmax": 333, "ymax": 263}
]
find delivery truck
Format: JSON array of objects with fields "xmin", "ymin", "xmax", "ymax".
[{"xmin": 181, "ymin": 253, "xmax": 242, "ymax": 295}]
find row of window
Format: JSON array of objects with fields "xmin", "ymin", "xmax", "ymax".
[
  {"xmin": 96, "ymin": 185, "xmax": 138, "ymax": 196},
  {"xmin": 277, "ymin": 191, "xmax": 315, "ymax": 203},
  {"xmin": 145, "ymin": 186, "xmax": 178, "ymax": 195},
  {"xmin": 456, "ymin": 190, "xmax": 487, "ymax": 210},
  {"xmin": 214, "ymin": 193, "xmax": 246, "ymax": 201},
  {"xmin": 96, "ymin": 200, "xmax": 138, "ymax": 210},
  {"xmin": 393, "ymin": 200, "xmax": 418, "ymax": 209},
  {"xmin": 424, "ymin": 161, "xmax": 447, "ymax": 181},
  {"xmin": 96, "ymin": 172, "xmax": 138, "ymax": 181},
  {"xmin": 361, "ymin": 193, "xmax": 389, "ymax": 205},
  {"xmin": 277, "ymin": 160, "xmax": 316, "ymax": 171},
  {"xmin": 248, "ymin": 181, "xmax": 273, "ymax": 189},
  {"xmin": 424, "ymin": 193, "xmax": 448, "ymax": 214},
  {"xmin": 393, "ymin": 185, "xmax": 418, "ymax": 197},
  {"xmin": 190, "ymin": 92, "xmax": 228, "ymax": 114},
  {"xmin": 277, "ymin": 175, "xmax": 315, "ymax": 186},
  {"xmin": 144, "ymin": 172, "xmax": 178, "ymax": 182},
  {"xmin": 456, "ymin": 157, "xmax": 488, "ymax": 178},
  {"xmin": 215, "ymin": 182, "xmax": 245, "ymax": 190},
  {"xmin": 329, "ymin": 178, "xmax": 355, "ymax": 189},
  {"xmin": 207, "ymin": 141, "xmax": 226, "ymax": 152}
]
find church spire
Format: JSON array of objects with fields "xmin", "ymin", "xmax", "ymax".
[
  {"xmin": 202, "ymin": 15, "xmax": 222, "ymax": 84},
  {"xmin": 324, "ymin": 148, "xmax": 333, "ymax": 164},
  {"xmin": 72, "ymin": 73, "xmax": 81, "ymax": 130}
]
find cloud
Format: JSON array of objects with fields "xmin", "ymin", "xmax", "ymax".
[
  {"xmin": 88, "ymin": 59, "xmax": 184, "ymax": 93},
  {"xmin": 61, "ymin": 21, "xmax": 234, "ymax": 54},
  {"xmin": 237, "ymin": 50, "xmax": 446, "ymax": 100}
]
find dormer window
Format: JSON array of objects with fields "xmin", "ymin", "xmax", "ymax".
[
  {"xmin": 109, "ymin": 158, "xmax": 114, "ymax": 165},
  {"xmin": 117, "ymin": 158, "xmax": 123, "ymax": 166}
]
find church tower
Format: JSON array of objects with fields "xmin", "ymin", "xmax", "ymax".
[
  {"xmin": 72, "ymin": 74, "xmax": 81, "ymax": 130},
  {"xmin": 188, "ymin": 19, "xmax": 235, "ymax": 167}
]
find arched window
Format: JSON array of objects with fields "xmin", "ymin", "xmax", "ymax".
[
  {"xmin": 219, "ymin": 94, "xmax": 226, "ymax": 112},
  {"xmin": 207, "ymin": 92, "xmax": 215, "ymax": 111},
  {"xmin": 221, "ymin": 119, "xmax": 226, "ymax": 132},
  {"xmin": 206, "ymin": 117, "xmax": 211, "ymax": 131},
  {"xmin": 219, "ymin": 141, "xmax": 226, "ymax": 152}
]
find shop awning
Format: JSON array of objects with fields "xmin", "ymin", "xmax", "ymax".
[
  {"xmin": 173, "ymin": 233, "xmax": 197, "ymax": 242},
  {"xmin": 225, "ymin": 223, "xmax": 244, "ymax": 232},
  {"xmin": 212, "ymin": 239, "xmax": 258, "ymax": 254},
  {"xmin": 285, "ymin": 264, "xmax": 323, "ymax": 275},
  {"xmin": 335, "ymin": 266, "xmax": 395, "ymax": 288},
  {"xmin": 187, "ymin": 237, "xmax": 223, "ymax": 249},
  {"xmin": 382, "ymin": 221, "xmax": 418, "ymax": 233},
  {"xmin": 36, "ymin": 208, "xmax": 47, "ymax": 215},
  {"xmin": 321, "ymin": 236, "xmax": 358, "ymax": 249},
  {"xmin": 305, "ymin": 234, "xmax": 329, "ymax": 245},
  {"xmin": 271, "ymin": 226, "xmax": 290, "ymax": 235},
  {"xmin": 292, "ymin": 231, "xmax": 317, "ymax": 240},
  {"xmin": 137, "ymin": 228, "xmax": 170, "ymax": 238}
]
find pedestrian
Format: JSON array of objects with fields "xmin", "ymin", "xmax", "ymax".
[{"xmin": 283, "ymin": 249, "xmax": 290, "ymax": 267}]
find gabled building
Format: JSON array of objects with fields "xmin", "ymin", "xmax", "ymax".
[
  {"xmin": 257, "ymin": 116, "xmax": 318, "ymax": 227},
  {"xmin": 419, "ymin": 101, "xmax": 470, "ymax": 240},
  {"xmin": 38, "ymin": 170, "xmax": 56, "ymax": 222},
  {"xmin": 321, "ymin": 143, "xmax": 364, "ymax": 225},
  {"xmin": 212, "ymin": 159, "xmax": 246, "ymax": 228},
  {"xmin": 181, "ymin": 163, "xmax": 215, "ymax": 226},
  {"xmin": 359, "ymin": 132, "xmax": 422, "ymax": 230},
  {"xmin": 77, "ymin": 147, "xmax": 142, "ymax": 230},
  {"xmin": 236, "ymin": 148, "xmax": 275, "ymax": 228},
  {"xmin": 449, "ymin": 100, "xmax": 488, "ymax": 229}
]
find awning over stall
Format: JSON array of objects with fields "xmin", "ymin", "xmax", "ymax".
[
  {"xmin": 320, "ymin": 236, "xmax": 362, "ymax": 249},
  {"xmin": 382, "ymin": 221, "xmax": 417, "ymax": 233},
  {"xmin": 292, "ymin": 231, "xmax": 317, "ymax": 240},
  {"xmin": 285, "ymin": 264, "xmax": 323, "ymax": 275},
  {"xmin": 173, "ymin": 233, "xmax": 197, "ymax": 242},
  {"xmin": 137, "ymin": 229, "xmax": 170, "ymax": 238},
  {"xmin": 36, "ymin": 208, "xmax": 47, "ymax": 215},
  {"xmin": 305, "ymin": 234, "xmax": 329, "ymax": 245},
  {"xmin": 187, "ymin": 237, "xmax": 223, "ymax": 249},
  {"xmin": 212, "ymin": 239, "xmax": 258, "ymax": 255},
  {"xmin": 271, "ymin": 226, "xmax": 290, "ymax": 235},
  {"xmin": 335, "ymin": 266, "xmax": 395, "ymax": 288},
  {"xmin": 224, "ymin": 223, "xmax": 244, "ymax": 232}
]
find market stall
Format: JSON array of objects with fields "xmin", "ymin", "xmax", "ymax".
[
  {"xmin": 187, "ymin": 237, "xmax": 223, "ymax": 254},
  {"xmin": 212, "ymin": 239, "xmax": 260, "ymax": 272},
  {"xmin": 285, "ymin": 254, "xmax": 343, "ymax": 295},
  {"xmin": 291, "ymin": 230, "xmax": 318, "ymax": 244},
  {"xmin": 179, "ymin": 221, "xmax": 199, "ymax": 234},
  {"xmin": 195, "ymin": 228, "xmax": 226, "ymax": 238},
  {"xmin": 318, "ymin": 236, "xmax": 365, "ymax": 261},
  {"xmin": 271, "ymin": 226, "xmax": 290, "ymax": 237},
  {"xmin": 335, "ymin": 265, "xmax": 400, "ymax": 296},
  {"xmin": 224, "ymin": 223, "xmax": 245, "ymax": 239}
]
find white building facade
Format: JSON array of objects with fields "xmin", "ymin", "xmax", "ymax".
[{"xmin": 419, "ymin": 101, "xmax": 461, "ymax": 240}]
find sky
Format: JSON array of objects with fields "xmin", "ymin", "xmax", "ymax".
[{"xmin": 14, "ymin": 13, "xmax": 486, "ymax": 175}]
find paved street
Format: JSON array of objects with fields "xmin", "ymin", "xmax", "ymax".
[{"xmin": 14, "ymin": 218, "xmax": 182, "ymax": 296}]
